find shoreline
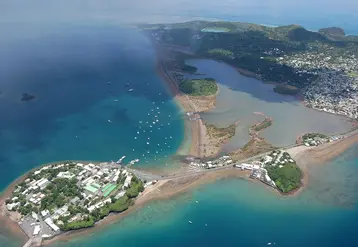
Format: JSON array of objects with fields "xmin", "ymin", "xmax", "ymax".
[
  {"xmin": 151, "ymin": 35, "xmax": 206, "ymax": 158},
  {"xmin": 38, "ymin": 169, "xmax": 252, "ymax": 246},
  {"xmin": 1, "ymin": 31, "xmax": 358, "ymax": 246},
  {"xmin": 0, "ymin": 132, "xmax": 357, "ymax": 245}
]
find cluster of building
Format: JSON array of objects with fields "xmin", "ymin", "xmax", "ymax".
[
  {"xmin": 301, "ymin": 133, "xmax": 331, "ymax": 147},
  {"xmin": 277, "ymin": 48, "xmax": 358, "ymax": 119},
  {"xmin": 5, "ymin": 159, "xmax": 154, "ymax": 239},
  {"xmin": 235, "ymin": 150, "xmax": 296, "ymax": 188},
  {"xmin": 303, "ymin": 71, "xmax": 358, "ymax": 118},
  {"xmin": 188, "ymin": 156, "xmax": 233, "ymax": 170}
]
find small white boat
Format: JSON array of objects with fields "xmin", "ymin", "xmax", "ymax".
[
  {"xmin": 195, "ymin": 201, "xmax": 199, "ymax": 204},
  {"xmin": 188, "ymin": 221, "xmax": 192, "ymax": 224},
  {"xmin": 128, "ymin": 88, "xmax": 134, "ymax": 92},
  {"xmin": 267, "ymin": 243, "xmax": 272, "ymax": 246},
  {"xmin": 114, "ymin": 99, "xmax": 119, "ymax": 102},
  {"xmin": 108, "ymin": 120, "xmax": 112, "ymax": 123}
]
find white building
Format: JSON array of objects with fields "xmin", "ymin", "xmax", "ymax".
[
  {"xmin": 124, "ymin": 175, "xmax": 133, "ymax": 188},
  {"xmin": 57, "ymin": 171, "xmax": 75, "ymax": 179},
  {"xmin": 37, "ymin": 178, "xmax": 50, "ymax": 189},
  {"xmin": 44, "ymin": 218, "xmax": 60, "ymax": 232},
  {"xmin": 115, "ymin": 190, "xmax": 126, "ymax": 199},
  {"xmin": 41, "ymin": 210, "xmax": 50, "ymax": 217},
  {"xmin": 33, "ymin": 225, "xmax": 41, "ymax": 236},
  {"xmin": 6, "ymin": 202, "xmax": 19, "ymax": 211}
]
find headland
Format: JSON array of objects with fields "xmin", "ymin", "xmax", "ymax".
[
  {"xmin": 1, "ymin": 131, "xmax": 358, "ymax": 246},
  {"xmin": 2, "ymin": 20, "xmax": 358, "ymax": 246}
]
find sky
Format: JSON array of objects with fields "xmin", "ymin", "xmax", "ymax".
[{"xmin": 1, "ymin": 0, "xmax": 358, "ymax": 27}]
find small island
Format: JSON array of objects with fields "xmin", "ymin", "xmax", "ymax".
[
  {"xmin": 21, "ymin": 93, "xmax": 36, "ymax": 102},
  {"xmin": 4, "ymin": 161, "xmax": 157, "ymax": 241},
  {"xmin": 273, "ymin": 84, "xmax": 300, "ymax": 96},
  {"xmin": 179, "ymin": 78, "xmax": 218, "ymax": 96},
  {"xmin": 236, "ymin": 149, "xmax": 302, "ymax": 194},
  {"xmin": 252, "ymin": 117, "xmax": 273, "ymax": 132}
]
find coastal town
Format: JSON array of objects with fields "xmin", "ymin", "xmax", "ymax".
[
  {"xmin": 4, "ymin": 159, "xmax": 157, "ymax": 242},
  {"xmin": 1, "ymin": 20, "xmax": 358, "ymax": 247},
  {"xmin": 277, "ymin": 51, "xmax": 358, "ymax": 119},
  {"xmin": 143, "ymin": 21, "xmax": 358, "ymax": 120},
  {"xmin": 188, "ymin": 149, "xmax": 301, "ymax": 193}
]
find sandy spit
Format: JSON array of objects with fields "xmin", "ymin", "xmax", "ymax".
[{"xmin": 287, "ymin": 132, "xmax": 358, "ymax": 196}]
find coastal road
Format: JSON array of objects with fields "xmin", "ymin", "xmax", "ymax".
[{"xmin": 132, "ymin": 128, "xmax": 358, "ymax": 182}]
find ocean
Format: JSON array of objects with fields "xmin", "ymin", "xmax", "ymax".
[
  {"xmin": 1, "ymin": 1, "xmax": 358, "ymax": 246},
  {"xmin": 48, "ymin": 143, "xmax": 358, "ymax": 247},
  {"xmin": 0, "ymin": 22, "xmax": 185, "ymax": 191}
]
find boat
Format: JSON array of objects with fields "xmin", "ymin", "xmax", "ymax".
[
  {"xmin": 267, "ymin": 243, "xmax": 272, "ymax": 246},
  {"xmin": 128, "ymin": 88, "xmax": 134, "ymax": 92},
  {"xmin": 188, "ymin": 221, "xmax": 192, "ymax": 224},
  {"xmin": 108, "ymin": 120, "xmax": 112, "ymax": 123},
  {"xmin": 116, "ymin": 156, "xmax": 126, "ymax": 164}
]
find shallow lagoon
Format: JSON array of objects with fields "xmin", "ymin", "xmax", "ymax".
[{"xmin": 186, "ymin": 59, "xmax": 353, "ymax": 150}]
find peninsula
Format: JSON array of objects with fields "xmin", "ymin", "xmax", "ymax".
[
  {"xmin": 140, "ymin": 20, "xmax": 358, "ymax": 119},
  {"xmin": 1, "ymin": 130, "xmax": 358, "ymax": 246},
  {"xmin": 2, "ymin": 20, "xmax": 358, "ymax": 246}
]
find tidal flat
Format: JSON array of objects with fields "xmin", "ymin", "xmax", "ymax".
[{"xmin": 185, "ymin": 59, "xmax": 353, "ymax": 150}]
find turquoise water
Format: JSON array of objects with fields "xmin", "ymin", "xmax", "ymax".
[
  {"xmin": 46, "ymin": 143, "xmax": 358, "ymax": 247},
  {"xmin": 0, "ymin": 23, "xmax": 185, "ymax": 190},
  {"xmin": 1, "ymin": 1, "xmax": 358, "ymax": 247}
]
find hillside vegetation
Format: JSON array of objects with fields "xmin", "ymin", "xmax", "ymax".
[
  {"xmin": 179, "ymin": 78, "xmax": 218, "ymax": 96},
  {"xmin": 142, "ymin": 21, "xmax": 358, "ymax": 88}
]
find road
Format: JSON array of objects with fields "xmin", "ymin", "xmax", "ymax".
[{"xmin": 129, "ymin": 128, "xmax": 358, "ymax": 182}]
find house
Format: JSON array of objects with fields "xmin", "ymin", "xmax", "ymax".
[
  {"xmin": 33, "ymin": 225, "xmax": 41, "ymax": 236},
  {"xmin": 6, "ymin": 202, "xmax": 19, "ymax": 211},
  {"xmin": 44, "ymin": 218, "xmax": 60, "ymax": 232},
  {"xmin": 57, "ymin": 171, "xmax": 75, "ymax": 179},
  {"xmin": 41, "ymin": 210, "xmax": 50, "ymax": 217},
  {"xmin": 38, "ymin": 178, "xmax": 50, "ymax": 189}
]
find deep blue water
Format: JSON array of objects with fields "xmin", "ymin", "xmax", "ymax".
[
  {"xmin": 0, "ymin": 23, "xmax": 185, "ymax": 191},
  {"xmin": 1, "ymin": 1, "xmax": 358, "ymax": 247}
]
